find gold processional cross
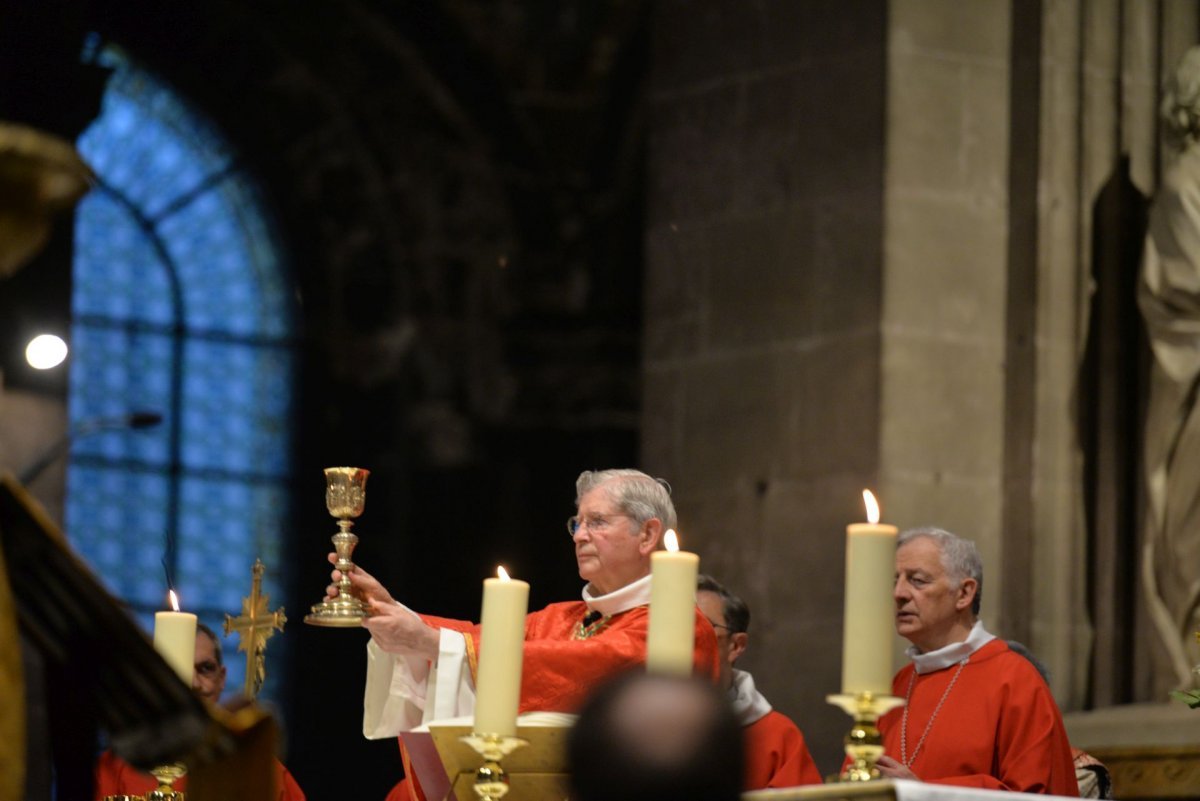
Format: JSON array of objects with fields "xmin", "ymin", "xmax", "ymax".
[{"xmin": 224, "ymin": 559, "xmax": 287, "ymax": 699}]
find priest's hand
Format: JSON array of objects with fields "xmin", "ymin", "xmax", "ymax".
[
  {"xmin": 875, "ymin": 756, "xmax": 918, "ymax": 781},
  {"xmin": 325, "ymin": 553, "xmax": 397, "ymax": 606},
  {"xmin": 362, "ymin": 600, "xmax": 440, "ymax": 661}
]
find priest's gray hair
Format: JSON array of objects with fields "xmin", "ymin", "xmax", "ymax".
[
  {"xmin": 897, "ymin": 526, "xmax": 983, "ymax": 617},
  {"xmin": 1163, "ymin": 45, "xmax": 1200, "ymax": 152},
  {"xmin": 576, "ymin": 469, "xmax": 677, "ymax": 531}
]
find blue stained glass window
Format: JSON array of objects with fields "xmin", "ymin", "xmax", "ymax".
[{"xmin": 68, "ymin": 47, "xmax": 296, "ymax": 703}]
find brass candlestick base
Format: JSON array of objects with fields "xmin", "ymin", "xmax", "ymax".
[
  {"xmin": 459, "ymin": 733, "xmax": 529, "ymax": 801},
  {"xmin": 827, "ymin": 692, "xmax": 905, "ymax": 782},
  {"xmin": 145, "ymin": 762, "xmax": 187, "ymax": 800},
  {"xmin": 306, "ymin": 467, "xmax": 370, "ymax": 627}
]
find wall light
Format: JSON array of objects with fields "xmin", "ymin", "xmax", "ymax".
[{"xmin": 25, "ymin": 334, "xmax": 68, "ymax": 370}]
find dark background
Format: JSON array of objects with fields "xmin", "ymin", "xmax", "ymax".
[{"xmin": 2, "ymin": 1, "xmax": 653, "ymax": 796}]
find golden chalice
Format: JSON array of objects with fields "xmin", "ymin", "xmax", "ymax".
[{"xmin": 305, "ymin": 467, "xmax": 370, "ymax": 626}]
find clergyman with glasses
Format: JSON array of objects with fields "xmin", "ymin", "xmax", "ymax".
[
  {"xmin": 94, "ymin": 623, "xmax": 306, "ymax": 800},
  {"xmin": 696, "ymin": 574, "xmax": 824, "ymax": 790},
  {"xmin": 325, "ymin": 468, "xmax": 720, "ymax": 801}
]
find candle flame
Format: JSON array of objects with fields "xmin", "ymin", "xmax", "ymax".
[
  {"xmin": 168, "ymin": 589, "xmax": 180, "ymax": 612},
  {"xmin": 862, "ymin": 489, "xmax": 880, "ymax": 524},
  {"xmin": 664, "ymin": 529, "xmax": 679, "ymax": 552},
  {"xmin": 497, "ymin": 565, "xmax": 510, "ymax": 580}
]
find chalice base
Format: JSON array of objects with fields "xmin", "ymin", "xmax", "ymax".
[{"xmin": 304, "ymin": 596, "xmax": 367, "ymax": 627}]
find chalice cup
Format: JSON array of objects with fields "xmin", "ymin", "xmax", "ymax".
[{"xmin": 305, "ymin": 466, "xmax": 370, "ymax": 627}]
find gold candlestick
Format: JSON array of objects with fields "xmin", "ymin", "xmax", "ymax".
[
  {"xmin": 145, "ymin": 762, "xmax": 187, "ymax": 800},
  {"xmin": 826, "ymin": 692, "xmax": 905, "ymax": 781},
  {"xmin": 305, "ymin": 467, "xmax": 370, "ymax": 627},
  {"xmin": 459, "ymin": 733, "xmax": 529, "ymax": 801}
]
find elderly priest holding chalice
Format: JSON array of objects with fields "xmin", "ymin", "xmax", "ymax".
[{"xmin": 324, "ymin": 468, "xmax": 719, "ymax": 801}]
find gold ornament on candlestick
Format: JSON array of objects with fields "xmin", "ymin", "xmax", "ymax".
[
  {"xmin": 459, "ymin": 733, "xmax": 529, "ymax": 801},
  {"xmin": 225, "ymin": 559, "xmax": 286, "ymax": 697},
  {"xmin": 306, "ymin": 467, "xmax": 370, "ymax": 626},
  {"xmin": 826, "ymin": 691, "xmax": 905, "ymax": 781},
  {"xmin": 145, "ymin": 761, "xmax": 188, "ymax": 801}
]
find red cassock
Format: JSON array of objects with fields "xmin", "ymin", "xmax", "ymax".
[
  {"xmin": 742, "ymin": 710, "xmax": 824, "ymax": 790},
  {"xmin": 877, "ymin": 639, "xmax": 1079, "ymax": 795},
  {"xmin": 93, "ymin": 751, "xmax": 306, "ymax": 800},
  {"xmin": 388, "ymin": 600, "xmax": 720, "ymax": 801}
]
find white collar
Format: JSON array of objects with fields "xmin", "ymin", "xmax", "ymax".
[
  {"xmin": 729, "ymin": 668, "xmax": 773, "ymax": 726},
  {"xmin": 906, "ymin": 620, "xmax": 995, "ymax": 674},
  {"xmin": 582, "ymin": 574, "xmax": 652, "ymax": 616}
]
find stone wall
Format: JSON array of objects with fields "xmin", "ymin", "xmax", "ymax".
[
  {"xmin": 645, "ymin": 0, "xmax": 887, "ymax": 775},
  {"xmin": 645, "ymin": 0, "xmax": 1198, "ymax": 774}
]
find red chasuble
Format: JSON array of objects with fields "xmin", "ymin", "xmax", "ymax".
[
  {"xmin": 743, "ymin": 709, "xmax": 824, "ymax": 790},
  {"xmin": 93, "ymin": 751, "xmax": 306, "ymax": 801},
  {"xmin": 422, "ymin": 599, "xmax": 720, "ymax": 714},
  {"xmin": 389, "ymin": 601, "xmax": 720, "ymax": 801},
  {"xmin": 877, "ymin": 639, "xmax": 1079, "ymax": 795}
]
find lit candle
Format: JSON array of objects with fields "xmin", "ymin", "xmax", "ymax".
[
  {"xmin": 841, "ymin": 490, "xmax": 898, "ymax": 695},
  {"xmin": 474, "ymin": 566, "xmax": 530, "ymax": 737},
  {"xmin": 154, "ymin": 589, "xmax": 197, "ymax": 684},
  {"xmin": 646, "ymin": 529, "xmax": 700, "ymax": 676}
]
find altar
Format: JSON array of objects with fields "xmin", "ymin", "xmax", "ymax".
[
  {"xmin": 743, "ymin": 779, "xmax": 1080, "ymax": 801},
  {"xmin": 1064, "ymin": 703, "xmax": 1200, "ymax": 800}
]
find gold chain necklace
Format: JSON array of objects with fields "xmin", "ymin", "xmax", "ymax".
[{"xmin": 900, "ymin": 658, "xmax": 969, "ymax": 768}]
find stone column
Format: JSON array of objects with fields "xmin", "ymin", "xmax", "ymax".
[
  {"xmin": 644, "ymin": 0, "xmax": 1183, "ymax": 773},
  {"xmin": 644, "ymin": 0, "xmax": 888, "ymax": 774}
]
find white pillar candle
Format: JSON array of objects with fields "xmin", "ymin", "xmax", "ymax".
[
  {"xmin": 841, "ymin": 490, "xmax": 898, "ymax": 695},
  {"xmin": 155, "ymin": 590, "xmax": 197, "ymax": 684},
  {"xmin": 473, "ymin": 566, "xmax": 530, "ymax": 737},
  {"xmin": 646, "ymin": 529, "xmax": 700, "ymax": 676}
]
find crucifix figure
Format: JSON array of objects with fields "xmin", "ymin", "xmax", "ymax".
[{"xmin": 224, "ymin": 559, "xmax": 287, "ymax": 699}]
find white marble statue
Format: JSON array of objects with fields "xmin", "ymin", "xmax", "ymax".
[{"xmin": 1139, "ymin": 45, "xmax": 1200, "ymax": 696}]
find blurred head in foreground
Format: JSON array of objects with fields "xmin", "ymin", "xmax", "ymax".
[{"xmin": 567, "ymin": 670, "xmax": 742, "ymax": 801}]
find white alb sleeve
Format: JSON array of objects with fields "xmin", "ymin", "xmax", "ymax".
[{"xmin": 362, "ymin": 628, "xmax": 477, "ymax": 738}]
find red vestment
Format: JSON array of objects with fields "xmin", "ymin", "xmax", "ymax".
[
  {"xmin": 743, "ymin": 709, "xmax": 824, "ymax": 790},
  {"xmin": 877, "ymin": 639, "xmax": 1079, "ymax": 795},
  {"xmin": 93, "ymin": 750, "xmax": 306, "ymax": 800},
  {"xmin": 388, "ymin": 601, "xmax": 720, "ymax": 801},
  {"xmin": 422, "ymin": 600, "xmax": 720, "ymax": 714}
]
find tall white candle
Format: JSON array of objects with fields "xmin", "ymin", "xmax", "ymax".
[
  {"xmin": 646, "ymin": 529, "xmax": 700, "ymax": 676},
  {"xmin": 474, "ymin": 566, "xmax": 529, "ymax": 737},
  {"xmin": 155, "ymin": 589, "xmax": 197, "ymax": 684},
  {"xmin": 841, "ymin": 490, "xmax": 898, "ymax": 695}
]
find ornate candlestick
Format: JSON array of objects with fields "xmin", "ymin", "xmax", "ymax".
[
  {"xmin": 145, "ymin": 761, "xmax": 188, "ymax": 800},
  {"xmin": 459, "ymin": 733, "xmax": 528, "ymax": 801},
  {"xmin": 305, "ymin": 467, "xmax": 370, "ymax": 626},
  {"xmin": 827, "ymin": 691, "xmax": 905, "ymax": 781}
]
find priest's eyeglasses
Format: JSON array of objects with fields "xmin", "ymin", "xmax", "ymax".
[
  {"xmin": 566, "ymin": 513, "xmax": 632, "ymax": 537},
  {"xmin": 195, "ymin": 659, "xmax": 222, "ymax": 677}
]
